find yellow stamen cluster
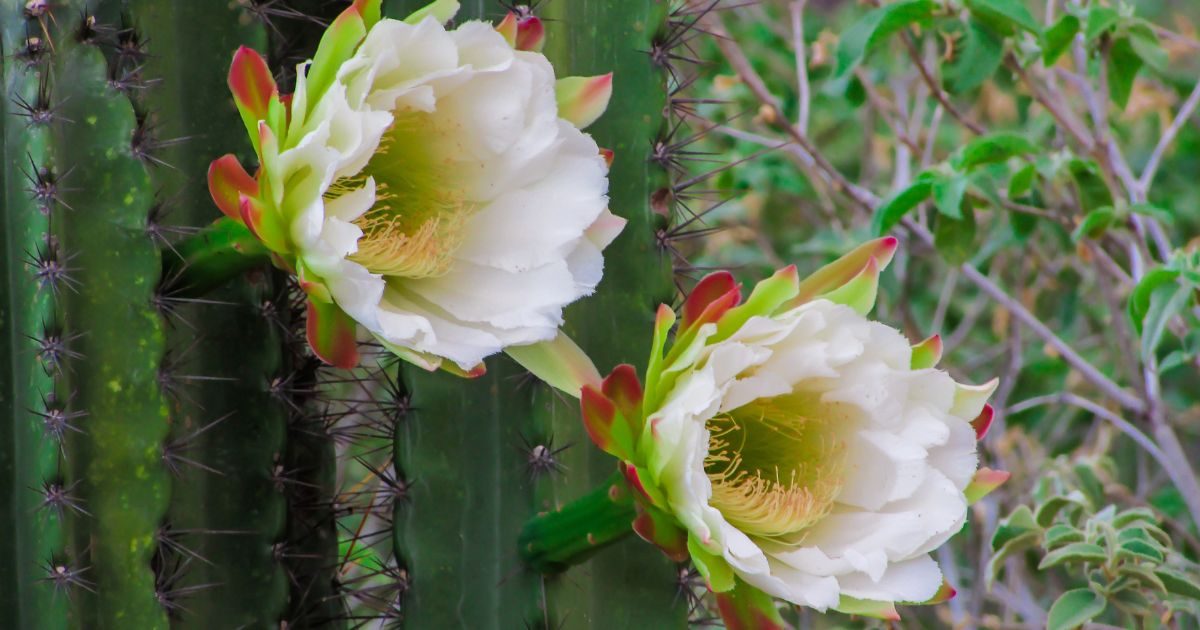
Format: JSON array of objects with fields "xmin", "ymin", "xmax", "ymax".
[
  {"xmin": 331, "ymin": 110, "xmax": 473, "ymax": 279},
  {"xmin": 705, "ymin": 394, "xmax": 848, "ymax": 538}
]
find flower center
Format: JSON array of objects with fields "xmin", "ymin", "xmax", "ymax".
[
  {"xmin": 704, "ymin": 392, "xmax": 850, "ymax": 538},
  {"xmin": 335, "ymin": 109, "xmax": 473, "ymax": 278}
]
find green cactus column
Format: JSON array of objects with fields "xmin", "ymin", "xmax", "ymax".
[
  {"xmin": 51, "ymin": 7, "xmax": 172, "ymax": 627},
  {"xmin": 382, "ymin": 0, "xmax": 548, "ymax": 627},
  {"xmin": 0, "ymin": 5, "xmax": 70, "ymax": 628},
  {"xmin": 537, "ymin": 1, "xmax": 685, "ymax": 627},
  {"xmin": 126, "ymin": 0, "xmax": 293, "ymax": 626},
  {"xmin": 384, "ymin": 0, "xmax": 685, "ymax": 628}
]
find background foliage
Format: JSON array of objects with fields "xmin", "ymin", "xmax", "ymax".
[{"xmin": 669, "ymin": 0, "xmax": 1200, "ymax": 626}]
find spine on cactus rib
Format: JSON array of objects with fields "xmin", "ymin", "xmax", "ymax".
[
  {"xmin": 126, "ymin": 0, "xmax": 292, "ymax": 625},
  {"xmin": 51, "ymin": 11, "xmax": 171, "ymax": 627},
  {"xmin": 0, "ymin": 4, "xmax": 70, "ymax": 627},
  {"xmin": 533, "ymin": 1, "xmax": 687, "ymax": 627}
]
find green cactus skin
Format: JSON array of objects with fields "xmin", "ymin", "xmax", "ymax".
[
  {"xmin": 0, "ymin": 5, "xmax": 70, "ymax": 628},
  {"xmin": 50, "ymin": 13, "xmax": 172, "ymax": 628},
  {"xmin": 126, "ymin": 1, "xmax": 293, "ymax": 625},
  {"xmin": 536, "ymin": 2, "xmax": 687, "ymax": 627}
]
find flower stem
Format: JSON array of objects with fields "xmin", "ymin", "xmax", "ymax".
[
  {"xmin": 518, "ymin": 470, "xmax": 637, "ymax": 573},
  {"xmin": 163, "ymin": 217, "xmax": 271, "ymax": 298}
]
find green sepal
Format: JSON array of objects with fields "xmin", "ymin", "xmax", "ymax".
[
  {"xmin": 835, "ymin": 595, "xmax": 901, "ymax": 620},
  {"xmin": 818, "ymin": 257, "xmax": 880, "ymax": 315},
  {"xmin": 711, "ymin": 265, "xmax": 800, "ymax": 344},
  {"xmin": 632, "ymin": 503, "xmax": 689, "ymax": 562},
  {"xmin": 506, "ymin": 331, "xmax": 601, "ymax": 397},
  {"xmin": 965, "ymin": 467, "xmax": 1011, "ymax": 504},
  {"xmin": 791, "ymin": 237, "xmax": 899, "ymax": 307},
  {"xmin": 715, "ymin": 579, "xmax": 789, "ymax": 630},
  {"xmin": 404, "ymin": 0, "xmax": 460, "ymax": 24},
  {"xmin": 305, "ymin": 296, "xmax": 360, "ymax": 369},
  {"xmin": 303, "ymin": 7, "xmax": 369, "ymax": 120},
  {"xmin": 688, "ymin": 536, "xmax": 735, "ymax": 593},
  {"xmin": 910, "ymin": 334, "xmax": 943, "ymax": 369}
]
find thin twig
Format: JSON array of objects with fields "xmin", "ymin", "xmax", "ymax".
[
  {"xmin": 1138, "ymin": 79, "xmax": 1200, "ymax": 191},
  {"xmin": 1006, "ymin": 393, "xmax": 1168, "ymax": 468},
  {"xmin": 900, "ymin": 32, "xmax": 985, "ymax": 135},
  {"xmin": 789, "ymin": 0, "xmax": 811, "ymax": 134}
]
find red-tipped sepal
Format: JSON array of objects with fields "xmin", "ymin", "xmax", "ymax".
[
  {"xmin": 632, "ymin": 503, "xmax": 689, "ymax": 563},
  {"xmin": 228, "ymin": 46, "xmax": 275, "ymax": 149},
  {"xmin": 581, "ymin": 386, "xmax": 636, "ymax": 461},
  {"xmin": 971, "ymin": 404, "xmax": 995, "ymax": 440},
  {"xmin": 965, "ymin": 467, "xmax": 1010, "ymax": 505},
  {"xmin": 716, "ymin": 580, "xmax": 790, "ymax": 630},
  {"xmin": 556, "ymin": 73, "xmax": 614, "ymax": 130},
  {"xmin": 601, "ymin": 364, "xmax": 644, "ymax": 427},
  {"xmin": 208, "ymin": 155, "xmax": 258, "ymax": 221},
  {"xmin": 599, "ymin": 148, "xmax": 615, "ymax": 168},
  {"xmin": 238, "ymin": 194, "xmax": 288, "ymax": 253},
  {"xmin": 910, "ymin": 334, "xmax": 943, "ymax": 369},
  {"xmin": 306, "ymin": 297, "xmax": 360, "ymax": 369},
  {"xmin": 680, "ymin": 271, "xmax": 742, "ymax": 332},
  {"xmin": 790, "ymin": 236, "xmax": 899, "ymax": 308}
]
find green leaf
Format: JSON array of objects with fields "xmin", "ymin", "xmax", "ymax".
[
  {"xmin": 1118, "ymin": 564, "xmax": 1167, "ymax": 594},
  {"xmin": 1107, "ymin": 36, "xmax": 1143, "ymax": 109},
  {"xmin": 1140, "ymin": 281, "xmax": 1190, "ymax": 364},
  {"xmin": 946, "ymin": 18, "xmax": 1005, "ymax": 93},
  {"xmin": 1113, "ymin": 507, "xmax": 1159, "ymax": 529},
  {"xmin": 933, "ymin": 173, "xmax": 969, "ymax": 219},
  {"xmin": 835, "ymin": 0, "xmax": 938, "ymax": 77},
  {"xmin": 1086, "ymin": 6, "xmax": 1120, "ymax": 41},
  {"xmin": 966, "ymin": 0, "xmax": 1041, "ymax": 35},
  {"xmin": 934, "ymin": 203, "xmax": 977, "ymax": 264},
  {"xmin": 992, "ymin": 505, "xmax": 1041, "ymax": 550},
  {"xmin": 1047, "ymin": 589, "xmax": 1107, "ymax": 630},
  {"xmin": 1037, "ymin": 495, "xmax": 1082, "ymax": 527},
  {"xmin": 1043, "ymin": 15, "xmax": 1080, "ymax": 64},
  {"xmin": 957, "ymin": 132, "xmax": 1038, "ymax": 170},
  {"xmin": 872, "ymin": 175, "xmax": 934, "ymax": 235},
  {"xmin": 1039, "ymin": 542, "xmax": 1108, "ymax": 570},
  {"xmin": 1156, "ymin": 568, "xmax": 1200, "ymax": 599},
  {"xmin": 1009, "ymin": 163, "xmax": 1037, "ymax": 197},
  {"xmin": 1129, "ymin": 268, "xmax": 1181, "ymax": 331},
  {"xmin": 1045, "ymin": 524, "xmax": 1086, "ymax": 548},
  {"xmin": 1071, "ymin": 206, "xmax": 1118, "ymax": 242},
  {"xmin": 1130, "ymin": 202, "xmax": 1174, "ymax": 223},
  {"xmin": 1118, "ymin": 539, "xmax": 1166, "ymax": 564},
  {"xmin": 1129, "ymin": 22, "xmax": 1168, "ymax": 71},
  {"xmin": 1067, "ymin": 158, "xmax": 1114, "ymax": 211},
  {"xmin": 987, "ymin": 531, "xmax": 1040, "ymax": 587}
]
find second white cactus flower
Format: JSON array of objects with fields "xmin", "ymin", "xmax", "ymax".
[
  {"xmin": 210, "ymin": 0, "xmax": 618, "ymax": 384},
  {"xmin": 579, "ymin": 239, "xmax": 1008, "ymax": 625}
]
